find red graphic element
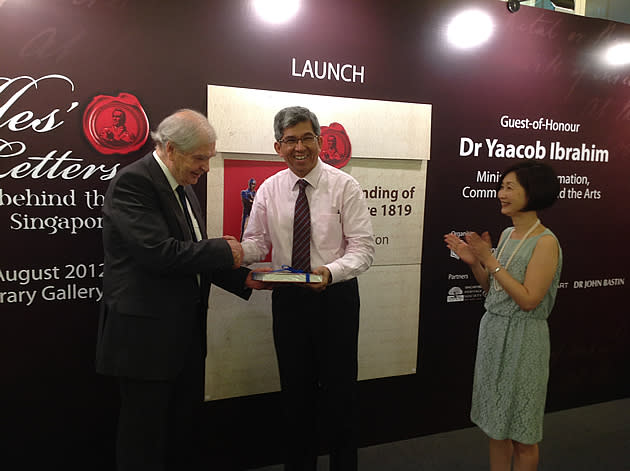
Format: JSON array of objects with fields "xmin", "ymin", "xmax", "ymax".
[
  {"xmin": 224, "ymin": 159, "xmax": 287, "ymax": 263},
  {"xmin": 83, "ymin": 93, "xmax": 149, "ymax": 155},
  {"xmin": 319, "ymin": 122, "xmax": 351, "ymax": 168}
]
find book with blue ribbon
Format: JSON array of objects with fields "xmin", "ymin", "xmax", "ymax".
[{"xmin": 251, "ymin": 265, "xmax": 323, "ymax": 283}]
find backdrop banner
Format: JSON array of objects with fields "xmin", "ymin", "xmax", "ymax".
[{"xmin": 0, "ymin": 0, "xmax": 628, "ymax": 468}]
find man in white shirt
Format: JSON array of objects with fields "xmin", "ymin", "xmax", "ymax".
[{"xmin": 242, "ymin": 106, "xmax": 375, "ymax": 470}]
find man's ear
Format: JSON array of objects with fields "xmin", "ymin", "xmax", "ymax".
[{"xmin": 164, "ymin": 141, "xmax": 176, "ymax": 160}]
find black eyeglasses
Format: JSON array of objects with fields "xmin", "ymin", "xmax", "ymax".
[{"xmin": 277, "ymin": 134, "xmax": 319, "ymax": 147}]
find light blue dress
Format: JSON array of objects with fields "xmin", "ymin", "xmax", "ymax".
[{"xmin": 470, "ymin": 228, "xmax": 562, "ymax": 444}]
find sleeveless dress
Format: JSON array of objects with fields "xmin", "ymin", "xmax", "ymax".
[{"xmin": 470, "ymin": 227, "xmax": 562, "ymax": 444}]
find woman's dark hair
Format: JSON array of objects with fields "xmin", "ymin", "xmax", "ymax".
[{"xmin": 496, "ymin": 161, "xmax": 560, "ymax": 211}]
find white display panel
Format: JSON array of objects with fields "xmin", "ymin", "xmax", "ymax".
[
  {"xmin": 208, "ymin": 85, "xmax": 431, "ymax": 160},
  {"xmin": 204, "ymin": 86, "xmax": 430, "ymax": 400}
]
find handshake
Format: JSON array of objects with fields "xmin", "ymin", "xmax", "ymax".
[
  {"xmin": 223, "ymin": 235, "xmax": 244, "ymax": 269},
  {"xmin": 222, "ymin": 234, "xmax": 332, "ymax": 292},
  {"xmin": 222, "ymin": 235, "xmax": 271, "ymax": 291}
]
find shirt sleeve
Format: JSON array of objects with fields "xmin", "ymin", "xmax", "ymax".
[
  {"xmin": 241, "ymin": 183, "xmax": 272, "ymax": 265},
  {"xmin": 325, "ymin": 178, "xmax": 375, "ymax": 284}
]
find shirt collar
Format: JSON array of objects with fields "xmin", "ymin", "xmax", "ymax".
[
  {"xmin": 289, "ymin": 157, "xmax": 323, "ymax": 189},
  {"xmin": 153, "ymin": 150, "xmax": 179, "ymax": 191}
]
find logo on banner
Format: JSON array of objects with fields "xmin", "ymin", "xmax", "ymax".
[
  {"xmin": 447, "ymin": 287, "xmax": 464, "ymax": 303},
  {"xmin": 82, "ymin": 93, "xmax": 149, "ymax": 155},
  {"xmin": 319, "ymin": 122, "xmax": 351, "ymax": 168}
]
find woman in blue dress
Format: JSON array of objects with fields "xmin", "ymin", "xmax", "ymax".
[{"xmin": 445, "ymin": 161, "xmax": 562, "ymax": 471}]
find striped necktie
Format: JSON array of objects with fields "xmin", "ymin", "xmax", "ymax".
[{"xmin": 291, "ymin": 179, "xmax": 311, "ymax": 272}]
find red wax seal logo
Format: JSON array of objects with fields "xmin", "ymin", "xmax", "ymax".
[
  {"xmin": 83, "ymin": 93, "xmax": 149, "ymax": 155},
  {"xmin": 319, "ymin": 122, "xmax": 351, "ymax": 168}
]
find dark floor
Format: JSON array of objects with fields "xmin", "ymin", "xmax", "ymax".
[{"xmin": 251, "ymin": 397, "xmax": 630, "ymax": 470}]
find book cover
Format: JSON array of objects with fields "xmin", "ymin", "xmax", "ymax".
[{"xmin": 251, "ymin": 271, "xmax": 323, "ymax": 283}]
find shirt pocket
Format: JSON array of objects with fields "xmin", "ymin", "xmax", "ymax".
[{"xmin": 313, "ymin": 212, "xmax": 343, "ymax": 250}]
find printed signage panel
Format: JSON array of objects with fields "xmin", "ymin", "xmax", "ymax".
[
  {"xmin": 208, "ymin": 85, "xmax": 431, "ymax": 160},
  {"xmin": 204, "ymin": 86, "xmax": 430, "ymax": 399}
]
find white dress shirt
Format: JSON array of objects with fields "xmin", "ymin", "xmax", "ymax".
[
  {"xmin": 153, "ymin": 151, "xmax": 202, "ymax": 241},
  {"xmin": 242, "ymin": 158, "xmax": 375, "ymax": 284}
]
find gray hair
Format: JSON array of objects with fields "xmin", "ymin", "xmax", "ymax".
[
  {"xmin": 151, "ymin": 109, "xmax": 217, "ymax": 153},
  {"xmin": 273, "ymin": 106, "xmax": 320, "ymax": 141}
]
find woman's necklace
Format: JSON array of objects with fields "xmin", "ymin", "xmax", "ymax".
[{"xmin": 493, "ymin": 218, "xmax": 540, "ymax": 291}]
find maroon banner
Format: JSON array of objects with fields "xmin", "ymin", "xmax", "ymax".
[{"xmin": 0, "ymin": 1, "xmax": 628, "ymax": 469}]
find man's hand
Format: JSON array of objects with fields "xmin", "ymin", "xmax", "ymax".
[
  {"xmin": 223, "ymin": 235, "xmax": 243, "ymax": 268},
  {"xmin": 303, "ymin": 266, "xmax": 331, "ymax": 292},
  {"xmin": 245, "ymin": 268, "xmax": 275, "ymax": 290}
]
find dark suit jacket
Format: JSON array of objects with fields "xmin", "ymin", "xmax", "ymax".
[{"xmin": 96, "ymin": 152, "xmax": 251, "ymax": 381}]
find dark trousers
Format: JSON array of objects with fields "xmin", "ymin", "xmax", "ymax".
[
  {"xmin": 116, "ymin": 334, "xmax": 205, "ymax": 471},
  {"xmin": 272, "ymin": 278, "xmax": 360, "ymax": 471}
]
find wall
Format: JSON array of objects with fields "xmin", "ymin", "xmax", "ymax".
[{"xmin": 1, "ymin": 0, "xmax": 628, "ymax": 468}]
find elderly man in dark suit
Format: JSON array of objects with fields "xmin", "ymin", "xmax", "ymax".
[{"xmin": 96, "ymin": 109, "xmax": 262, "ymax": 471}]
